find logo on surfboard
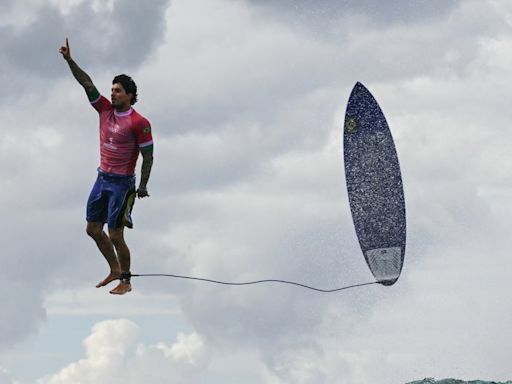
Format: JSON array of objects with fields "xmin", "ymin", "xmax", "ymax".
[{"xmin": 346, "ymin": 117, "xmax": 357, "ymax": 133}]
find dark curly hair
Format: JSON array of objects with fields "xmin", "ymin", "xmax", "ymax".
[{"xmin": 113, "ymin": 74, "xmax": 138, "ymax": 105}]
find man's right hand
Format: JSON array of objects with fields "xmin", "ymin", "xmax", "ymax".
[{"xmin": 59, "ymin": 38, "xmax": 71, "ymax": 61}]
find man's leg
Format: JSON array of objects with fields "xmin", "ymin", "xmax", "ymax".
[
  {"xmin": 86, "ymin": 221, "xmax": 121, "ymax": 287},
  {"xmin": 108, "ymin": 227, "xmax": 132, "ymax": 295}
]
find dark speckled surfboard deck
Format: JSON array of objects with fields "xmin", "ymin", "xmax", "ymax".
[{"xmin": 344, "ymin": 82, "xmax": 406, "ymax": 286}]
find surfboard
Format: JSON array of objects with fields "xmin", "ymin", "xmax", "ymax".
[{"xmin": 343, "ymin": 82, "xmax": 406, "ymax": 286}]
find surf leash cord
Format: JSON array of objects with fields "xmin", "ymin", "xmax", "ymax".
[{"xmin": 128, "ymin": 273, "xmax": 379, "ymax": 293}]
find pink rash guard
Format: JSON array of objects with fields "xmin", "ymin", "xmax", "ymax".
[{"xmin": 91, "ymin": 95, "xmax": 153, "ymax": 175}]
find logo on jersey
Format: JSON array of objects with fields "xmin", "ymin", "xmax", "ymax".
[
  {"xmin": 109, "ymin": 123, "xmax": 121, "ymax": 134},
  {"xmin": 143, "ymin": 126, "xmax": 151, "ymax": 134}
]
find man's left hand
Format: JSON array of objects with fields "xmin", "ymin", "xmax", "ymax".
[{"xmin": 137, "ymin": 187, "xmax": 150, "ymax": 198}]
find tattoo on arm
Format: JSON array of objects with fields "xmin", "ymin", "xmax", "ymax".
[
  {"xmin": 139, "ymin": 146, "xmax": 154, "ymax": 189},
  {"xmin": 66, "ymin": 58, "xmax": 96, "ymax": 96}
]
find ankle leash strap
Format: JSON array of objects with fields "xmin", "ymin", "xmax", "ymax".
[{"xmin": 120, "ymin": 272, "xmax": 131, "ymax": 284}]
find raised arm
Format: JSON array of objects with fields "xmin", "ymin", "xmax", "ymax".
[{"xmin": 59, "ymin": 38, "xmax": 99, "ymax": 101}]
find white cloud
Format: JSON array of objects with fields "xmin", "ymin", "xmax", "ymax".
[
  {"xmin": 37, "ymin": 319, "xmax": 139, "ymax": 384},
  {"xmin": 0, "ymin": 367, "xmax": 16, "ymax": 384},
  {"xmin": 36, "ymin": 319, "xmax": 209, "ymax": 384}
]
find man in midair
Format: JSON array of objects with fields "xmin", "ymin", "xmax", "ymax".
[{"xmin": 59, "ymin": 38, "xmax": 154, "ymax": 295}]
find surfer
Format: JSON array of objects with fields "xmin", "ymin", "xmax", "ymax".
[{"xmin": 59, "ymin": 38, "xmax": 154, "ymax": 295}]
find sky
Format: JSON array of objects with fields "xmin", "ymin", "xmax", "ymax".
[{"xmin": 0, "ymin": 0, "xmax": 511, "ymax": 383}]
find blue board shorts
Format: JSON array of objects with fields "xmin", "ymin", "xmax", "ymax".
[{"xmin": 86, "ymin": 170, "xmax": 137, "ymax": 229}]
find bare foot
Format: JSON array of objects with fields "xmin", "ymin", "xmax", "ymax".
[
  {"xmin": 96, "ymin": 271, "xmax": 121, "ymax": 288},
  {"xmin": 109, "ymin": 281, "xmax": 132, "ymax": 295}
]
